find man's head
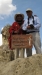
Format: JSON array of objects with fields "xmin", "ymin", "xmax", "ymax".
[
  {"xmin": 26, "ymin": 9, "xmax": 33, "ymax": 18},
  {"xmin": 14, "ymin": 13, "xmax": 24, "ymax": 22}
]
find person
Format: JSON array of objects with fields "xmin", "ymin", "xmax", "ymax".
[
  {"xmin": 9, "ymin": 13, "xmax": 25, "ymax": 59},
  {"xmin": 22, "ymin": 8, "xmax": 41, "ymax": 57}
]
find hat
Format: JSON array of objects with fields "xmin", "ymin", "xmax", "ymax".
[
  {"xmin": 14, "ymin": 13, "xmax": 24, "ymax": 20},
  {"xmin": 26, "ymin": 8, "xmax": 33, "ymax": 12}
]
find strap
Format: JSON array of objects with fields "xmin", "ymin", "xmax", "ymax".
[{"xmin": 28, "ymin": 16, "xmax": 34, "ymax": 24}]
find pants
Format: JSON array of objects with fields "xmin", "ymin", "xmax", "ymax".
[
  {"xmin": 26, "ymin": 32, "xmax": 41, "ymax": 57},
  {"xmin": 19, "ymin": 48, "xmax": 25, "ymax": 58},
  {"xmin": 15, "ymin": 48, "xmax": 25, "ymax": 59},
  {"xmin": 32, "ymin": 32, "xmax": 41, "ymax": 54},
  {"xmin": 26, "ymin": 48, "xmax": 32, "ymax": 57}
]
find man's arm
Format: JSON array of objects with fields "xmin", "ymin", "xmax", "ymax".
[{"xmin": 34, "ymin": 17, "xmax": 41, "ymax": 29}]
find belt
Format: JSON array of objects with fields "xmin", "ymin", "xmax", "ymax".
[{"xmin": 26, "ymin": 31, "xmax": 39, "ymax": 34}]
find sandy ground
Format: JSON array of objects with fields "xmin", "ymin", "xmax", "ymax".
[{"xmin": 0, "ymin": 53, "xmax": 42, "ymax": 75}]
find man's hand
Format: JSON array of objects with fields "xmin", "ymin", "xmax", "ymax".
[
  {"xmin": 27, "ymin": 24, "xmax": 34, "ymax": 29},
  {"xmin": 27, "ymin": 25, "xmax": 31, "ymax": 29},
  {"xmin": 30, "ymin": 24, "xmax": 34, "ymax": 29}
]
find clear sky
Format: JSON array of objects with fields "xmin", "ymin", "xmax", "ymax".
[{"xmin": 0, "ymin": 0, "xmax": 42, "ymax": 44}]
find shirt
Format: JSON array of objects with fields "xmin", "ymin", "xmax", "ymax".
[{"xmin": 22, "ymin": 16, "xmax": 41, "ymax": 32}]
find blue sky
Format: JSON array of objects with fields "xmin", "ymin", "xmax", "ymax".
[{"xmin": 0, "ymin": 0, "xmax": 42, "ymax": 43}]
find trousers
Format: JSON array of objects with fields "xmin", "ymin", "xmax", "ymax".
[
  {"xmin": 15, "ymin": 48, "xmax": 25, "ymax": 59},
  {"xmin": 26, "ymin": 32, "xmax": 41, "ymax": 57},
  {"xmin": 32, "ymin": 32, "xmax": 41, "ymax": 54}
]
